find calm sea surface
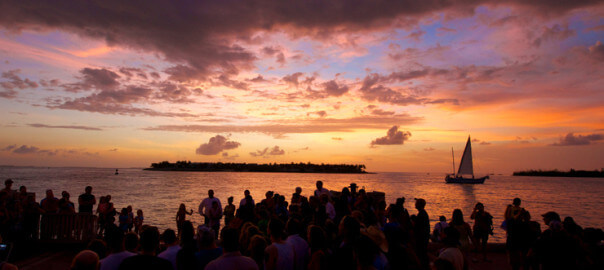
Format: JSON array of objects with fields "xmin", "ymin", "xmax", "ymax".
[{"xmin": 1, "ymin": 167, "xmax": 603, "ymax": 243}]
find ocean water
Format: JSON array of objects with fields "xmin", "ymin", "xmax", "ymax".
[{"xmin": 2, "ymin": 166, "xmax": 603, "ymax": 243}]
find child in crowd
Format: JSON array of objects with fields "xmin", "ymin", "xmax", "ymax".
[
  {"xmin": 176, "ymin": 203, "xmax": 193, "ymax": 235},
  {"xmin": 224, "ymin": 197, "xmax": 236, "ymax": 227},
  {"xmin": 134, "ymin": 209, "xmax": 144, "ymax": 234}
]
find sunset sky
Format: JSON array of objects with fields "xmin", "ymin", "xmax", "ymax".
[{"xmin": 1, "ymin": 1, "xmax": 603, "ymax": 173}]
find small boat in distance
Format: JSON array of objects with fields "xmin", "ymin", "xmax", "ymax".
[
  {"xmin": 115, "ymin": 169, "xmax": 119, "ymax": 175},
  {"xmin": 445, "ymin": 136, "xmax": 489, "ymax": 184}
]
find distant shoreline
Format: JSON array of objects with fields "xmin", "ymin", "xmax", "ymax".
[
  {"xmin": 145, "ymin": 161, "xmax": 369, "ymax": 174},
  {"xmin": 513, "ymin": 169, "xmax": 604, "ymax": 178}
]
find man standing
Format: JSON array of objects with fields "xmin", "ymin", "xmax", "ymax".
[
  {"xmin": 78, "ymin": 186, "xmax": 97, "ymax": 214},
  {"xmin": 41, "ymin": 189, "xmax": 59, "ymax": 213},
  {"xmin": 414, "ymin": 198, "xmax": 430, "ymax": 270},
  {"xmin": 198, "ymin": 190, "xmax": 222, "ymax": 226},
  {"xmin": 313, "ymin": 181, "xmax": 331, "ymax": 199}
]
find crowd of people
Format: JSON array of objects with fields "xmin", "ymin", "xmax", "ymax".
[{"xmin": 0, "ymin": 178, "xmax": 602, "ymax": 270}]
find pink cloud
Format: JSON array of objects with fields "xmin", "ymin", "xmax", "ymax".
[
  {"xmin": 370, "ymin": 126, "xmax": 412, "ymax": 146},
  {"xmin": 196, "ymin": 135, "xmax": 241, "ymax": 155}
]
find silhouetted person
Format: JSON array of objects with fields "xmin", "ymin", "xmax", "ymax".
[
  {"xmin": 176, "ymin": 203, "xmax": 193, "ymax": 235},
  {"xmin": 437, "ymin": 227, "xmax": 464, "ymax": 270},
  {"xmin": 100, "ymin": 230, "xmax": 135, "ymax": 270},
  {"xmin": 72, "ymin": 250, "xmax": 100, "ymax": 270},
  {"xmin": 78, "ymin": 186, "xmax": 96, "ymax": 214},
  {"xmin": 224, "ymin": 196, "xmax": 236, "ymax": 227},
  {"xmin": 158, "ymin": 229, "xmax": 180, "ymax": 269},
  {"xmin": 205, "ymin": 227, "xmax": 258, "ymax": 270},
  {"xmin": 58, "ymin": 191, "xmax": 75, "ymax": 214},
  {"xmin": 314, "ymin": 181, "xmax": 331, "ymax": 199},
  {"xmin": 198, "ymin": 189, "xmax": 222, "ymax": 226},
  {"xmin": 470, "ymin": 202, "xmax": 493, "ymax": 262},
  {"xmin": 195, "ymin": 226, "xmax": 222, "ymax": 269},
  {"xmin": 265, "ymin": 218, "xmax": 295, "ymax": 270},
  {"xmin": 533, "ymin": 211, "xmax": 578, "ymax": 269},
  {"xmin": 414, "ymin": 198, "xmax": 430, "ymax": 270},
  {"xmin": 118, "ymin": 226, "xmax": 172, "ymax": 270},
  {"xmin": 41, "ymin": 189, "xmax": 59, "ymax": 213}
]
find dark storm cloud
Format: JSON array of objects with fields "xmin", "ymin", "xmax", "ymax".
[
  {"xmin": 28, "ymin": 123, "xmax": 103, "ymax": 131},
  {"xmin": 1, "ymin": 1, "xmax": 596, "ymax": 83},
  {"xmin": 550, "ymin": 133, "xmax": 604, "ymax": 146},
  {"xmin": 370, "ymin": 126, "xmax": 411, "ymax": 146},
  {"xmin": 196, "ymin": 135, "xmax": 241, "ymax": 155}
]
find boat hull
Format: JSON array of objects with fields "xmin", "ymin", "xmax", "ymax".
[{"xmin": 445, "ymin": 175, "xmax": 488, "ymax": 184}]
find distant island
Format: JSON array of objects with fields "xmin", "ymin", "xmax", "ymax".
[
  {"xmin": 513, "ymin": 169, "xmax": 604, "ymax": 178},
  {"xmin": 145, "ymin": 161, "xmax": 368, "ymax": 174}
]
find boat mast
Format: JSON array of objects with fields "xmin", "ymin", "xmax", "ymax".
[{"xmin": 451, "ymin": 147, "xmax": 456, "ymax": 176}]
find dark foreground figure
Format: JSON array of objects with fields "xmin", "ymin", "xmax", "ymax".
[{"xmin": 1, "ymin": 179, "xmax": 603, "ymax": 270}]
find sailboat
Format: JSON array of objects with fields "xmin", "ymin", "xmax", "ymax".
[{"xmin": 445, "ymin": 136, "xmax": 489, "ymax": 184}]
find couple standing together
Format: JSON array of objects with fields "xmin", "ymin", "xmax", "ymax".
[{"xmin": 198, "ymin": 189, "xmax": 222, "ymax": 237}]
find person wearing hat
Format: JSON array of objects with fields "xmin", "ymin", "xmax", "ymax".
[{"xmin": 533, "ymin": 211, "xmax": 578, "ymax": 269}]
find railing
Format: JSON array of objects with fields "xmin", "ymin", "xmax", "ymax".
[{"xmin": 39, "ymin": 213, "xmax": 97, "ymax": 243}]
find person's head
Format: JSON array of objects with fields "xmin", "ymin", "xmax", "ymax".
[
  {"xmin": 106, "ymin": 195, "xmax": 111, "ymax": 201},
  {"xmin": 71, "ymin": 250, "xmax": 99, "ymax": 270},
  {"xmin": 228, "ymin": 196, "xmax": 233, "ymax": 204},
  {"xmin": 107, "ymin": 229, "xmax": 125, "ymax": 252},
  {"xmin": 268, "ymin": 218, "xmax": 286, "ymax": 240},
  {"xmin": 513, "ymin": 197, "xmax": 521, "ymax": 206},
  {"xmin": 415, "ymin": 198, "xmax": 426, "ymax": 210},
  {"xmin": 542, "ymin": 211, "xmax": 561, "ymax": 225},
  {"xmin": 62, "ymin": 191, "xmax": 70, "ymax": 199},
  {"xmin": 341, "ymin": 187, "xmax": 350, "ymax": 197},
  {"xmin": 286, "ymin": 218, "xmax": 302, "ymax": 236},
  {"xmin": 139, "ymin": 226, "xmax": 161, "ymax": 254},
  {"xmin": 120, "ymin": 208, "xmax": 127, "ymax": 215},
  {"xmin": 197, "ymin": 226, "xmax": 216, "ymax": 248},
  {"xmin": 124, "ymin": 232, "xmax": 139, "ymax": 252},
  {"xmin": 475, "ymin": 202, "xmax": 484, "ymax": 212},
  {"xmin": 339, "ymin": 215, "xmax": 361, "ymax": 240},
  {"xmin": 87, "ymin": 239, "xmax": 107, "ymax": 259},
  {"xmin": 208, "ymin": 189, "xmax": 214, "ymax": 198},
  {"xmin": 320, "ymin": 194, "xmax": 329, "ymax": 204},
  {"xmin": 137, "ymin": 209, "xmax": 143, "ymax": 216},
  {"xmin": 439, "ymin": 215, "xmax": 446, "ymax": 222},
  {"xmin": 127, "ymin": 205, "xmax": 132, "ymax": 212},
  {"xmin": 244, "ymin": 189, "xmax": 250, "ymax": 196},
  {"xmin": 85, "ymin": 186, "xmax": 92, "ymax": 194},
  {"xmin": 442, "ymin": 226, "xmax": 460, "ymax": 247},
  {"xmin": 19, "ymin": 186, "xmax": 26, "ymax": 193},
  {"xmin": 162, "ymin": 229, "xmax": 177, "ymax": 246},
  {"xmin": 308, "ymin": 225, "xmax": 326, "ymax": 250},
  {"xmin": 46, "ymin": 189, "xmax": 54, "ymax": 198},
  {"xmin": 295, "ymin": 187, "xmax": 302, "ymax": 194},
  {"xmin": 265, "ymin": 191, "xmax": 273, "ymax": 199},
  {"xmin": 316, "ymin": 180, "xmax": 323, "ymax": 190},
  {"xmin": 4, "ymin": 179, "xmax": 13, "ymax": 189},
  {"xmin": 220, "ymin": 227, "xmax": 240, "ymax": 252},
  {"xmin": 179, "ymin": 203, "xmax": 186, "ymax": 211},
  {"xmin": 451, "ymin": 209, "xmax": 464, "ymax": 225}
]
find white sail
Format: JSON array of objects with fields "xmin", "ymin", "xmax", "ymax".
[{"xmin": 457, "ymin": 136, "xmax": 474, "ymax": 176}]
